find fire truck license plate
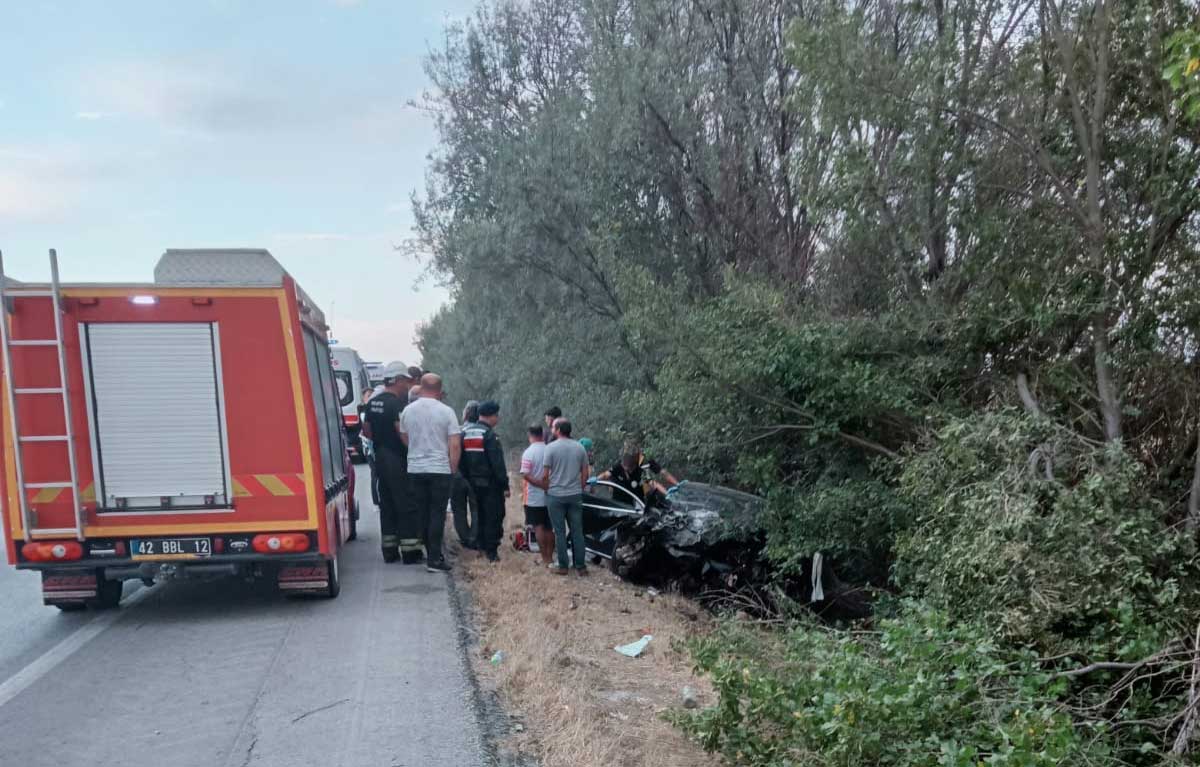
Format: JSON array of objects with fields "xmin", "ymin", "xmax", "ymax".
[{"xmin": 130, "ymin": 538, "xmax": 212, "ymax": 559}]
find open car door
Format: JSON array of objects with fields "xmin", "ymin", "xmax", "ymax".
[{"xmin": 581, "ymin": 480, "xmax": 644, "ymax": 559}]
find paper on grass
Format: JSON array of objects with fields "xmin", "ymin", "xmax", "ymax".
[{"xmin": 614, "ymin": 635, "xmax": 653, "ymax": 658}]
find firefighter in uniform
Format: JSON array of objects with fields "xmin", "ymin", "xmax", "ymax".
[
  {"xmin": 460, "ymin": 400, "xmax": 509, "ymax": 562},
  {"xmin": 362, "ymin": 362, "xmax": 422, "ymax": 563}
]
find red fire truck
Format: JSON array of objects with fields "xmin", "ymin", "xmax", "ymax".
[{"xmin": 0, "ymin": 249, "xmax": 352, "ymax": 608}]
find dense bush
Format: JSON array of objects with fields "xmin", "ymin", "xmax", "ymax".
[
  {"xmin": 678, "ymin": 606, "xmax": 1114, "ymax": 767},
  {"xmin": 895, "ymin": 411, "xmax": 1198, "ymax": 645},
  {"xmin": 764, "ymin": 475, "xmax": 909, "ymax": 585}
]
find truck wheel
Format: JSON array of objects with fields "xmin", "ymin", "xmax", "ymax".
[
  {"xmin": 347, "ymin": 500, "xmax": 359, "ymax": 541},
  {"xmin": 324, "ymin": 553, "xmax": 341, "ymax": 599},
  {"xmin": 93, "ymin": 577, "xmax": 124, "ymax": 609}
]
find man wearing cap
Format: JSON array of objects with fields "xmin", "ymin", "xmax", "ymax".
[
  {"xmin": 459, "ymin": 400, "xmax": 509, "ymax": 562},
  {"xmin": 362, "ymin": 362, "xmax": 420, "ymax": 563}
]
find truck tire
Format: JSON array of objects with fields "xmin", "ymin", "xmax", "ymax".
[
  {"xmin": 93, "ymin": 577, "xmax": 123, "ymax": 609},
  {"xmin": 324, "ymin": 553, "xmax": 341, "ymax": 599}
]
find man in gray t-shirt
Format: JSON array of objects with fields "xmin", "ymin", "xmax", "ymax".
[
  {"xmin": 541, "ymin": 418, "xmax": 590, "ymax": 574},
  {"xmin": 398, "ymin": 374, "xmax": 462, "ymax": 572}
]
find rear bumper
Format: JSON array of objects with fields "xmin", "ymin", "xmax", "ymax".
[
  {"xmin": 16, "ymin": 552, "xmax": 323, "ymax": 573},
  {"xmin": 35, "ymin": 553, "xmax": 333, "ymax": 603}
]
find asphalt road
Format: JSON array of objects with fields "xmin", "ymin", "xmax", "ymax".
[{"xmin": 0, "ymin": 465, "xmax": 486, "ymax": 767}]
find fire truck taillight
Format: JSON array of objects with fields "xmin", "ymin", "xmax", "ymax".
[
  {"xmin": 251, "ymin": 533, "xmax": 310, "ymax": 554},
  {"xmin": 22, "ymin": 541, "xmax": 84, "ymax": 562}
]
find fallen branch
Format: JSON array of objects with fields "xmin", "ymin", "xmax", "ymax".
[
  {"xmin": 1053, "ymin": 661, "xmax": 1146, "ymax": 679},
  {"xmin": 1171, "ymin": 622, "xmax": 1200, "ymax": 756}
]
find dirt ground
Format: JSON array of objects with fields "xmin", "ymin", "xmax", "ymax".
[{"xmin": 450, "ymin": 481, "xmax": 723, "ymax": 767}]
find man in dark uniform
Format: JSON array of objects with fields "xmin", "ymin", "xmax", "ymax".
[
  {"xmin": 460, "ymin": 400, "xmax": 509, "ymax": 562},
  {"xmin": 362, "ymin": 361, "xmax": 420, "ymax": 563}
]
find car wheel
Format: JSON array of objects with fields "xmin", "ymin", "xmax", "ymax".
[{"xmin": 93, "ymin": 577, "xmax": 123, "ymax": 609}]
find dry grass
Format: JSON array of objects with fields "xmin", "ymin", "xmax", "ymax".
[{"xmin": 451, "ymin": 486, "xmax": 723, "ymax": 767}]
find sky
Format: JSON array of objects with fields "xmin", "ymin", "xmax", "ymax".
[{"xmin": 0, "ymin": 0, "xmax": 471, "ymax": 365}]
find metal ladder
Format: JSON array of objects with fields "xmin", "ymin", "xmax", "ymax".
[{"xmin": 0, "ymin": 249, "xmax": 84, "ymax": 542}]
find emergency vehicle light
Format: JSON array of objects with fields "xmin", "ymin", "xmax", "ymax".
[
  {"xmin": 22, "ymin": 541, "xmax": 84, "ymax": 562},
  {"xmin": 251, "ymin": 533, "xmax": 310, "ymax": 554}
]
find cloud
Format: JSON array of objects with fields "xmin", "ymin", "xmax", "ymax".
[
  {"xmin": 74, "ymin": 111, "xmax": 110, "ymax": 121},
  {"xmin": 327, "ymin": 316, "xmax": 423, "ymax": 363},
  {"xmin": 85, "ymin": 61, "xmax": 300, "ymax": 136},
  {"xmin": 0, "ymin": 145, "xmax": 133, "ymax": 223},
  {"xmin": 80, "ymin": 59, "xmax": 430, "ymax": 144},
  {"xmin": 271, "ymin": 232, "xmax": 356, "ymax": 242}
]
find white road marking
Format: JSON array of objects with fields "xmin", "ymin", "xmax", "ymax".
[{"xmin": 0, "ymin": 586, "xmax": 156, "ymax": 709}]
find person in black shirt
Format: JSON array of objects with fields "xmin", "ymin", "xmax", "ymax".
[
  {"xmin": 597, "ymin": 446, "xmax": 680, "ymax": 506},
  {"xmin": 363, "ymin": 361, "xmax": 417, "ymax": 563}
]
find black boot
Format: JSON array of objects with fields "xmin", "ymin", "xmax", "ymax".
[{"xmin": 381, "ymin": 547, "xmax": 399, "ymax": 563}]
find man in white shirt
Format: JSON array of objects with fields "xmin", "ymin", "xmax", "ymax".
[
  {"xmin": 399, "ymin": 374, "xmax": 462, "ymax": 572},
  {"xmin": 520, "ymin": 424, "xmax": 553, "ymax": 566}
]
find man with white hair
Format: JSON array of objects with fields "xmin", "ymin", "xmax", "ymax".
[{"xmin": 362, "ymin": 362, "xmax": 419, "ymax": 563}]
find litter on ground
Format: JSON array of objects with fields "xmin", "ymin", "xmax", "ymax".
[{"xmin": 614, "ymin": 635, "xmax": 653, "ymax": 658}]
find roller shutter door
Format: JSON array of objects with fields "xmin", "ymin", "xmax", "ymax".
[{"xmin": 84, "ymin": 323, "xmax": 230, "ymax": 509}]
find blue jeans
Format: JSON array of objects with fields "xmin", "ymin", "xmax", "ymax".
[{"xmin": 546, "ymin": 494, "xmax": 586, "ymax": 570}]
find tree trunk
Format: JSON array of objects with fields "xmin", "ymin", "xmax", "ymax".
[
  {"xmin": 1188, "ymin": 413, "xmax": 1200, "ymax": 535},
  {"xmin": 1092, "ymin": 311, "xmax": 1122, "ymax": 443}
]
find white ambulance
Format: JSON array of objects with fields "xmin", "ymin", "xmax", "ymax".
[{"xmin": 330, "ymin": 345, "xmax": 371, "ymax": 462}]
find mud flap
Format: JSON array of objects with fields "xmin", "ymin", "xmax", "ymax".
[
  {"xmin": 276, "ymin": 563, "xmax": 330, "ymax": 594},
  {"xmin": 41, "ymin": 571, "xmax": 98, "ymax": 605}
]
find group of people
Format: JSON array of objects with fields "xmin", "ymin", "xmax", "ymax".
[
  {"xmin": 361, "ymin": 362, "xmax": 461, "ymax": 572},
  {"xmin": 361, "ymin": 361, "xmax": 680, "ymax": 576},
  {"xmin": 518, "ymin": 408, "xmax": 594, "ymax": 575}
]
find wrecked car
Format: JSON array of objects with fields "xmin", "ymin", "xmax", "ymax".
[{"xmin": 581, "ymin": 480, "xmax": 767, "ymax": 589}]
